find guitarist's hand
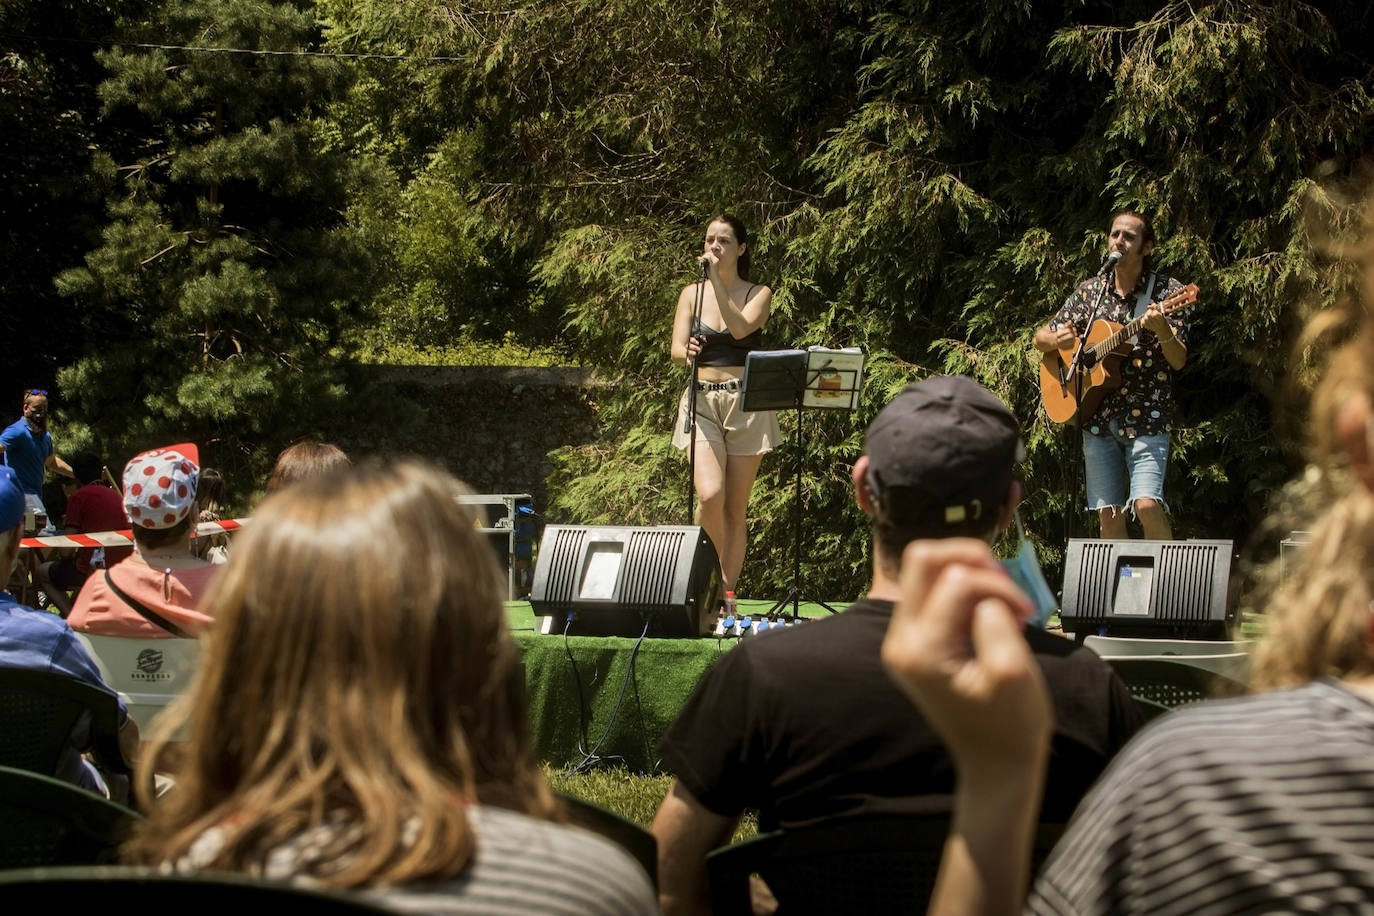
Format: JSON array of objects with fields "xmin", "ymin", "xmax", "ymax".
[
  {"xmin": 1034, "ymin": 324, "xmax": 1076, "ymax": 353},
  {"xmin": 1143, "ymin": 303, "xmax": 1174, "ymax": 338}
]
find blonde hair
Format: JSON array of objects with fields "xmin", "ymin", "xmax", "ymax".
[
  {"xmin": 126, "ymin": 460, "xmax": 556, "ymax": 885},
  {"xmin": 1250, "ymin": 186, "xmax": 1374, "ymax": 689}
]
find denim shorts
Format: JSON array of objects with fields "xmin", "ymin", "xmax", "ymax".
[{"xmin": 1082, "ymin": 422, "xmax": 1170, "ymax": 515}]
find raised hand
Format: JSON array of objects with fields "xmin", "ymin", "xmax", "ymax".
[
  {"xmin": 880, "ymin": 538, "xmax": 1050, "ymax": 774},
  {"xmin": 882, "ymin": 538, "xmax": 1052, "ymax": 916}
]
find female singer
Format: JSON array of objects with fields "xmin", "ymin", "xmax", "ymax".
[{"xmin": 671, "ymin": 214, "xmax": 781, "ymax": 594}]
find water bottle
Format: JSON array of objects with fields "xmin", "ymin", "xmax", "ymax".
[{"xmin": 724, "ymin": 590, "xmax": 737, "ymax": 617}]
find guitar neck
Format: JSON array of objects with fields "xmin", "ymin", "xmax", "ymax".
[
  {"xmin": 1092, "ymin": 314, "xmax": 1150, "ymax": 358},
  {"xmin": 1088, "ymin": 283, "xmax": 1197, "ymax": 359}
]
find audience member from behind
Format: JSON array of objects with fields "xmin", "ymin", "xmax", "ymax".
[
  {"xmin": 265, "ymin": 439, "xmax": 350, "ymax": 494},
  {"xmin": 190, "ymin": 467, "xmax": 230, "ymax": 564},
  {"xmin": 893, "ymin": 188, "xmax": 1374, "ymax": 915},
  {"xmin": 37, "ymin": 452, "xmax": 132, "ymax": 616},
  {"xmin": 124, "ymin": 461, "xmax": 656, "ymax": 913},
  {"xmin": 0, "ymin": 388, "xmax": 75, "ymax": 526},
  {"xmin": 0, "ymin": 465, "xmax": 139, "ymax": 797},
  {"xmin": 651, "ymin": 375, "xmax": 1142, "ymax": 916},
  {"xmin": 68, "ymin": 444, "xmax": 215, "ymax": 639}
]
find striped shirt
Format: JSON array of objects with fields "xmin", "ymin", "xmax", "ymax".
[
  {"xmin": 181, "ymin": 804, "xmax": 658, "ymax": 914},
  {"xmin": 1028, "ymin": 680, "xmax": 1374, "ymax": 915}
]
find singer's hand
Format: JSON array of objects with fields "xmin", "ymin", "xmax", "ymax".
[
  {"xmin": 699, "ymin": 251, "xmax": 719, "ymax": 279},
  {"xmin": 684, "ymin": 334, "xmax": 705, "ymax": 361}
]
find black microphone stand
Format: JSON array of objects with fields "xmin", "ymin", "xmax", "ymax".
[
  {"xmin": 1063, "ymin": 258, "xmax": 1115, "ymax": 542},
  {"xmin": 685, "ymin": 260, "xmax": 708, "ymax": 522}
]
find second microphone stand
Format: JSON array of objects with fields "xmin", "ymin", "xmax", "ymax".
[{"xmin": 1061, "ymin": 258, "xmax": 1116, "ymax": 543}]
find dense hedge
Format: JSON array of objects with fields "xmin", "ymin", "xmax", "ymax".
[{"xmin": 7, "ymin": 1, "xmax": 1372, "ymax": 592}]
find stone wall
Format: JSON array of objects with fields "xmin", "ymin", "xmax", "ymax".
[{"xmin": 325, "ymin": 365, "xmax": 602, "ymax": 517}]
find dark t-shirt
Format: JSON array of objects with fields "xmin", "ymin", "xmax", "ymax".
[
  {"xmin": 64, "ymin": 482, "xmax": 132, "ymax": 575},
  {"xmin": 659, "ymin": 598, "xmax": 1143, "ymax": 831}
]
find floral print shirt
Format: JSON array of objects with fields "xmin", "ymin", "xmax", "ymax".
[{"xmin": 1048, "ymin": 271, "xmax": 1188, "ymax": 439}]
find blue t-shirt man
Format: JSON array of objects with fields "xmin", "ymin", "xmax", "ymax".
[
  {"xmin": 0, "ymin": 391, "xmax": 73, "ymax": 526},
  {"xmin": 0, "ymin": 415, "xmax": 53, "ymax": 496}
]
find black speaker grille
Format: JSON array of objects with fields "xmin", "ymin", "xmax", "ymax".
[
  {"xmin": 1155, "ymin": 543, "xmax": 1221, "ymax": 623},
  {"xmin": 1073, "ymin": 541, "xmax": 1115, "ymax": 616},
  {"xmin": 545, "ymin": 527, "xmax": 588, "ymax": 603},
  {"xmin": 620, "ymin": 529, "xmax": 685, "ymax": 608}
]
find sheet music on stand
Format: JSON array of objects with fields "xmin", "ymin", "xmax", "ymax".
[
  {"xmin": 739, "ymin": 345, "xmax": 865, "ymax": 620},
  {"xmin": 802, "ymin": 346, "xmax": 864, "ymax": 410},
  {"xmin": 741, "ymin": 347, "xmax": 866, "ymax": 412}
]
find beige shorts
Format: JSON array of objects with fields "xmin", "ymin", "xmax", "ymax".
[{"xmin": 672, "ymin": 384, "xmax": 782, "ymax": 455}]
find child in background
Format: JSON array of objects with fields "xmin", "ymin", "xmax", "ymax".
[{"xmin": 192, "ymin": 468, "xmax": 230, "ymax": 564}]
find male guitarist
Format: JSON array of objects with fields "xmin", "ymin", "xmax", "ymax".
[{"xmin": 1033, "ymin": 210, "xmax": 1189, "ymax": 540}]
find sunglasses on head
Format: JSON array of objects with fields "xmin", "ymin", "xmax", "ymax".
[{"xmin": 24, "ymin": 389, "xmax": 48, "ymax": 397}]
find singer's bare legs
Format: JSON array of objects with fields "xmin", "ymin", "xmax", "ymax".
[{"xmin": 691, "ymin": 438, "xmax": 763, "ymax": 593}]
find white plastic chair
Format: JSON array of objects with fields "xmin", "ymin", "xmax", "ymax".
[
  {"xmin": 1083, "ymin": 635, "xmax": 1252, "ymax": 683},
  {"xmin": 75, "ymin": 634, "xmax": 200, "ymax": 737}
]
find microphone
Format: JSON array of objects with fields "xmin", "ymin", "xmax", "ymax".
[
  {"xmin": 1097, "ymin": 251, "xmax": 1122, "ymax": 276},
  {"xmin": 698, "ymin": 256, "xmax": 709, "ymax": 280}
]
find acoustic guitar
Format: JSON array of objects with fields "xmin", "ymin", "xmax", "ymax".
[{"xmin": 1039, "ymin": 283, "xmax": 1199, "ymax": 425}]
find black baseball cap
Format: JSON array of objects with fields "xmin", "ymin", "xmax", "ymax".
[{"xmin": 863, "ymin": 375, "xmax": 1025, "ymax": 538}]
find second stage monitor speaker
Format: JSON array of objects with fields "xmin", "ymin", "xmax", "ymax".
[{"xmin": 1059, "ymin": 538, "xmax": 1235, "ymax": 639}]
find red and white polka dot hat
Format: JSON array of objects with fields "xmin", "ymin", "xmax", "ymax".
[{"xmin": 123, "ymin": 443, "xmax": 200, "ymax": 530}]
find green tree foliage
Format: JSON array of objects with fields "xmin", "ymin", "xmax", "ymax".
[
  {"xmin": 341, "ymin": 0, "xmax": 1371, "ymax": 598},
  {"xmin": 53, "ymin": 0, "xmax": 374, "ymax": 486},
  {"xmin": 25, "ymin": 0, "xmax": 1358, "ymax": 595},
  {"xmin": 318, "ymin": 3, "xmax": 562, "ymax": 351},
  {"xmin": 0, "ymin": 0, "xmax": 138, "ymax": 391}
]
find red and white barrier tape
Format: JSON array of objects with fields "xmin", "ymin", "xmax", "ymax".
[{"xmin": 19, "ymin": 518, "xmax": 249, "ymax": 550}]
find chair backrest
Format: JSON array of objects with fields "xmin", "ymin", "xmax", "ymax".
[
  {"xmin": 1132, "ymin": 695, "xmax": 1175, "ymax": 723},
  {"xmin": 1083, "ymin": 634, "xmax": 1254, "ymax": 658},
  {"xmin": 1106, "ymin": 657, "xmax": 1247, "ymax": 709},
  {"xmin": 1085, "ymin": 635, "xmax": 1253, "ymax": 683},
  {"xmin": 75, "ymin": 633, "xmax": 201, "ymax": 735},
  {"xmin": 706, "ymin": 813, "xmax": 1064, "ymax": 915},
  {"xmin": 0, "ymin": 765, "xmax": 139, "ymax": 866},
  {"xmin": 0, "ymin": 667, "xmax": 126, "ymax": 777},
  {"xmin": 556, "ymin": 791, "xmax": 658, "ymax": 887},
  {"xmin": 0, "ymin": 865, "xmax": 393, "ymax": 912}
]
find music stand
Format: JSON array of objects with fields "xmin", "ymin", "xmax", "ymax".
[{"xmin": 742, "ymin": 347, "xmax": 865, "ymax": 619}]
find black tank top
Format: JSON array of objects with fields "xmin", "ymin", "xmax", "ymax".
[{"xmin": 693, "ymin": 285, "xmax": 762, "ymax": 367}]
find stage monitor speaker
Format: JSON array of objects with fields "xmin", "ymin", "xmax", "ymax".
[
  {"xmin": 529, "ymin": 525, "xmax": 721, "ymax": 637},
  {"xmin": 1059, "ymin": 538, "xmax": 1234, "ymax": 639}
]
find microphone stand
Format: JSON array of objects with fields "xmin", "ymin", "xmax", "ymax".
[
  {"xmin": 1064, "ymin": 261, "xmax": 1115, "ymax": 542},
  {"xmin": 685, "ymin": 260, "xmax": 707, "ymax": 522}
]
